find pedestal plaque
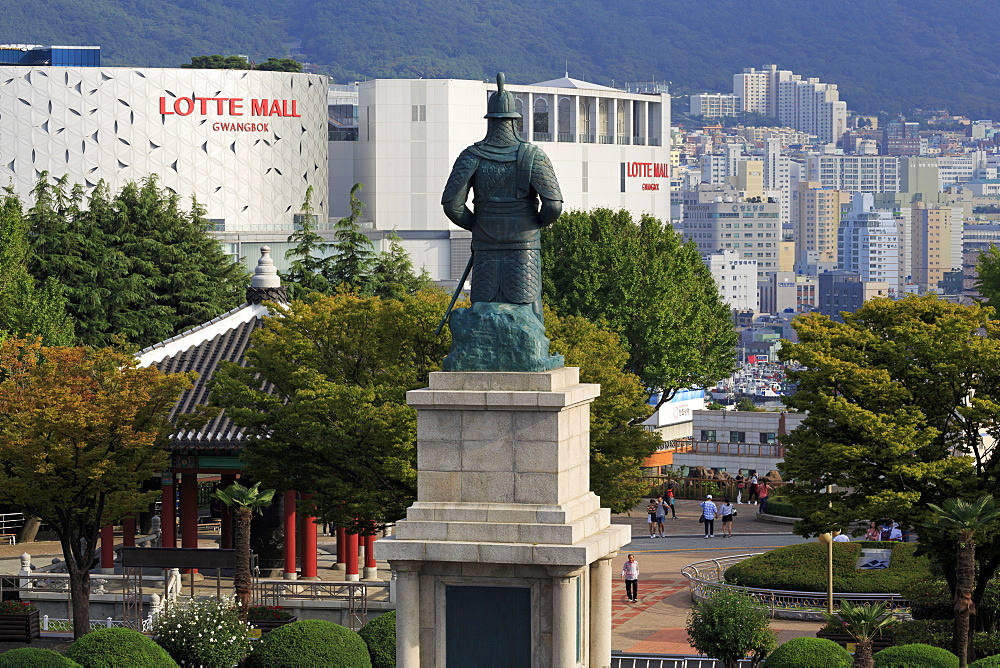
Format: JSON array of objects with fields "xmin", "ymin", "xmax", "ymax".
[{"xmin": 378, "ymin": 368, "xmax": 629, "ymax": 667}]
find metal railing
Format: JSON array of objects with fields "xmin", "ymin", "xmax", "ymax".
[
  {"xmin": 659, "ymin": 439, "xmax": 787, "ymax": 459},
  {"xmin": 557, "ymin": 132, "xmax": 574, "ymax": 142},
  {"xmin": 681, "ymin": 554, "xmax": 909, "ymax": 616},
  {"xmin": 617, "ymin": 135, "xmax": 631, "ymax": 145},
  {"xmin": 633, "ymin": 136, "xmax": 646, "ymax": 146},
  {"xmin": 613, "ymin": 655, "xmax": 755, "ymax": 668},
  {"xmin": 641, "ymin": 476, "xmax": 791, "ymax": 500},
  {"xmin": 0, "ymin": 512, "xmax": 24, "ymax": 542},
  {"xmin": 579, "ymin": 134, "xmax": 596, "ymax": 143},
  {"xmin": 40, "ymin": 614, "xmax": 155, "ymax": 635},
  {"xmin": 599, "ymin": 134, "xmax": 614, "ymax": 144},
  {"xmin": 533, "ymin": 132, "xmax": 552, "ymax": 142}
]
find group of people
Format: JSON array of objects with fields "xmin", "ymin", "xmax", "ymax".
[
  {"xmin": 733, "ymin": 472, "xmax": 771, "ymax": 513},
  {"xmin": 698, "ymin": 494, "xmax": 736, "ymax": 538},
  {"xmin": 865, "ymin": 519, "xmax": 904, "ymax": 542},
  {"xmin": 644, "ymin": 490, "xmax": 677, "ymax": 538}
]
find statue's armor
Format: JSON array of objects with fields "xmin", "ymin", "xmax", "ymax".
[{"xmin": 441, "ymin": 140, "xmax": 562, "ymax": 320}]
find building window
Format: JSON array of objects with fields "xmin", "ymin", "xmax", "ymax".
[
  {"xmin": 411, "ymin": 104, "xmax": 426, "ymax": 122},
  {"xmin": 760, "ymin": 432, "xmax": 777, "ymax": 444},
  {"xmin": 730, "ymin": 431, "xmax": 746, "ymax": 443},
  {"xmin": 701, "ymin": 430, "xmax": 717, "ymax": 442},
  {"xmin": 533, "ymin": 98, "xmax": 550, "ymax": 135}
]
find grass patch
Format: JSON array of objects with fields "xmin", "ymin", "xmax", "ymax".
[{"xmin": 723, "ymin": 542, "xmax": 930, "ymax": 593}]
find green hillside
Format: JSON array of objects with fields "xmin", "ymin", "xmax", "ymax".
[{"xmin": 3, "ymin": 0, "xmax": 1000, "ymax": 117}]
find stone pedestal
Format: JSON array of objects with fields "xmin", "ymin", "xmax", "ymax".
[{"xmin": 378, "ymin": 368, "xmax": 628, "ymax": 668}]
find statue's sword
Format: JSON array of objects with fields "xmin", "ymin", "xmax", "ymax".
[{"xmin": 435, "ymin": 251, "xmax": 474, "ymax": 335}]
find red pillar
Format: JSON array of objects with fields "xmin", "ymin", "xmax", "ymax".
[
  {"xmin": 345, "ymin": 531, "xmax": 360, "ymax": 581},
  {"xmin": 283, "ymin": 490, "xmax": 298, "ymax": 580},
  {"xmin": 100, "ymin": 524, "xmax": 115, "ymax": 571},
  {"xmin": 123, "ymin": 517, "xmax": 136, "ymax": 547},
  {"xmin": 220, "ymin": 474, "xmax": 235, "ymax": 550},
  {"xmin": 180, "ymin": 473, "xmax": 199, "ymax": 573},
  {"xmin": 336, "ymin": 526, "xmax": 347, "ymax": 570},
  {"xmin": 300, "ymin": 493, "xmax": 318, "ymax": 579},
  {"xmin": 161, "ymin": 474, "xmax": 176, "ymax": 548},
  {"xmin": 363, "ymin": 534, "xmax": 376, "ymax": 579}
]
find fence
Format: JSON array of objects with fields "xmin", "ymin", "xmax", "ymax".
[
  {"xmin": 254, "ymin": 578, "xmax": 392, "ymax": 631},
  {"xmin": 612, "ymin": 655, "xmax": 755, "ymax": 668},
  {"xmin": 642, "ymin": 476, "xmax": 791, "ymax": 501},
  {"xmin": 681, "ymin": 554, "xmax": 909, "ymax": 617},
  {"xmin": 660, "ymin": 439, "xmax": 787, "ymax": 459}
]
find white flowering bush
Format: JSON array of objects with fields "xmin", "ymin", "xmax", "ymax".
[{"xmin": 152, "ymin": 597, "xmax": 252, "ymax": 668}]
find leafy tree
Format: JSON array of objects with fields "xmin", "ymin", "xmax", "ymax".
[
  {"xmin": 213, "ymin": 481, "xmax": 276, "ymax": 621},
  {"xmin": 25, "ymin": 175, "xmax": 248, "ymax": 348},
  {"xmin": 370, "ymin": 230, "xmax": 434, "ymax": 300},
  {"xmin": 255, "ymin": 57, "xmax": 303, "ymax": 72},
  {"xmin": 686, "ymin": 589, "xmax": 776, "ymax": 668},
  {"xmin": 735, "ymin": 397, "xmax": 761, "ymax": 412},
  {"xmin": 181, "ymin": 54, "xmax": 252, "ymax": 69},
  {"xmin": 542, "ymin": 209, "xmax": 736, "ymax": 411},
  {"xmin": 925, "ymin": 497, "xmax": 1000, "ymax": 667},
  {"xmin": 0, "ymin": 188, "xmax": 75, "ymax": 345},
  {"xmin": 975, "ymin": 246, "xmax": 1000, "ymax": 313},
  {"xmin": 330, "ymin": 183, "xmax": 376, "ymax": 292},
  {"xmin": 0, "ymin": 339, "xmax": 194, "ymax": 638},
  {"xmin": 209, "ymin": 291, "xmax": 453, "ymax": 532},
  {"xmin": 822, "ymin": 601, "xmax": 897, "ymax": 668},
  {"xmin": 544, "ymin": 306, "xmax": 660, "ymax": 513},
  {"xmin": 283, "ymin": 186, "xmax": 335, "ymax": 299},
  {"xmin": 777, "ymin": 296, "xmax": 1000, "ymax": 627}
]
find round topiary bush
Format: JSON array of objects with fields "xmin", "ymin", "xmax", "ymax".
[
  {"xmin": 873, "ymin": 642, "xmax": 959, "ymax": 668},
  {"xmin": 764, "ymin": 636, "xmax": 852, "ymax": 666},
  {"xmin": 65, "ymin": 627, "xmax": 179, "ymax": 668},
  {"xmin": 246, "ymin": 619, "xmax": 372, "ymax": 668},
  {"xmin": 358, "ymin": 610, "xmax": 395, "ymax": 668},
  {"xmin": 0, "ymin": 647, "xmax": 82, "ymax": 667},
  {"xmin": 971, "ymin": 657, "xmax": 1000, "ymax": 668}
]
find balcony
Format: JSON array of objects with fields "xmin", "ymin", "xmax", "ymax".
[
  {"xmin": 533, "ymin": 132, "xmax": 552, "ymax": 142},
  {"xmin": 599, "ymin": 134, "xmax": 614, "ymax": 144},
  {"xmin": 648, "ymin": 137, "xmax": 661, "ymax": 146},
  {"xmin": 578, "ymin": 134, "xmax": 596, "ymax": 143},
  {"xmin": 632, "ymin": 136, "xmax": 646, "ymax": 146},
  {"xmin": 616, "ymin": 135, "xmax": 631, "ymax": 145},
  {"xmin": 557, "ymin": 132, "xmax": 574, "ymax": 142}
]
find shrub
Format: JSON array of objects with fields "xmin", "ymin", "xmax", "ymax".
[
  {"xmin": 65, "ymin": 627, "xmax": 179, "ymax": 668},
  {"xmin": 246, "ymin": 619, "xmax": 372, "ymax": 667},
  {"xmin": 764, "ymin": 636, "xmax": 852, "ymax": 666},
  {"xmin": 687, "ymin": 589, "xmax": 777, "ymax": 667},
  {"xmin": 152, "ymin": 597, "xmax": 252, "ymax": 668},
  {"xmin": 723, "ymin": 542, "xmax": 931, "ymax": 593},
  {"xmin": 873, "ymin": 643, "xmax": 959, "ymax": 667},
  {"xmin": 894, "ymin": 618, "xmax": 952, "ymax": 649},
  {"xmin": 971, "ymin": 656, "xmax": 1000, "ymax": 668},
  {"xmin": 900, "ymin": 580, "xmax": 952, "ymax": 620},
  {"xmin": 0, "ymin": 599, "xmax": 37, "ymax": 613},
  {"xmin": 0, "ymin": 648, "xmax": 82, "ymax": 667},
  {"xmin": 763, "ymin": 500, "xmax": 802, "ymax": 519},
  {"xmin": 358, "ymin": 611, "xmax": 395, "ymax": 668},
  {"xmin": 248, "ymin": 604, "xmax": 294, "ymax": 621}
]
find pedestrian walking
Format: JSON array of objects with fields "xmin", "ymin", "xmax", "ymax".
[
  {"xmin": 621, "ymin": 554, "xmax": 639, "ymax": 602},
  {"xmin": 757, "ymin": 480, "xmax": 771, "ymax": 514},
  {"xmin": 646, "ymin": 499, "xmax": 658, "ymax": 538},
  {"xmin": 720, "ymin": 496, "xmax": 735, "ymax": 537},
  {"xmin": 655, "ymin": 496, "xmax": 667, "ymax": 537},
  {"xmin": 699, "ymin": 494, "xmax": 718, "ymax": 539},
  {"xmin": 747, "ymin": 472, "xmax": 759, "ymax": 505},
  {"xmin": 734, "ymin": 473, "xmax": 745, "ymax": 504},
  {"xmin": 666, "ymin": 484, "xmax": 677, "ymax": 518}
]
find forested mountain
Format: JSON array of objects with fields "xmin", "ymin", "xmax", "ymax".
[{"xmin": 4, "ymin": 0, "xmax": 1000, "ymax": 116}]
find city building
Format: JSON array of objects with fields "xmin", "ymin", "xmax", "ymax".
[
  {"xmin": 882, "ymin": 121, "xmax": 921, "ymax": 156},
  {"xmin": 0, "ymin": 43, "xmax": 100, "ymax": 67},
  {"xmin": 910, "ymin": 201, "xmax": 963, "ymax": 291},
  {"xmin": 0, "ymin": 53, "xmax": 330, "ymax": 266},
  {"xmin": 733, "ymin": 64, "xmax": 846, "ymax": 144},
  {"xmin": 817, "ymin": 270, "xmax": 891, "ymax": 320},
  {"xmin": 681, "ymin": 183, "xmax": 781, "ymax": 277},
  {"xmin": 838, "ymin": 193, "xmax": 901, "ymax": 293},
  {"xmin": 690, "ymin": 93, "xmax": 740, "ymax": 118},
  {"xmin": 327, "ymin": 76, "xmax": 671, "ymax": 281},
  {"xmin": 704, "ymin": 250, "xmax": 759, "ymax": 311},
  {"xmin": 805, "ymin": 154, "xmax": 900, "ymax": 193},
  {"xmin": 792, "ymin": 181, "xmax": 847, "ymax": 275},
  {"xmin": 759, "ymin": 271, "xmax": 817, "ymax": 315}
]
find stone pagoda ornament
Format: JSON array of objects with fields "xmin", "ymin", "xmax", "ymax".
[{"xmin": 439, "ymin": 72, "xmax": 564, "ymax": 372}]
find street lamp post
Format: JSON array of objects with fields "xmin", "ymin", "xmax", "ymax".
[{"xmin": 818, "ymin": 532, "xmax": 834, "ymax": 614}]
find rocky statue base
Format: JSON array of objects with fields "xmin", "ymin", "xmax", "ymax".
[
  {"xmin": 442, "ymin": 302, "xmax": 564, "ymax": 372},
  {"xmin": 378, "ymin": 368, "xmax": 628, "ymax": 668}
]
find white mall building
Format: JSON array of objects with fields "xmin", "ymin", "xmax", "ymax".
[
  {"xmin": 328, "ymin": 77, "xmax": 672, "ymax": 281},
  {"xmin": 0, "ymin": 62, "xmax": 330, "ymax": 243}
]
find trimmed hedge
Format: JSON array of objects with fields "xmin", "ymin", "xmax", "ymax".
[
  {"xmin": 723, "ymin": 542, "xmax": 931, "ymax": 593},
  {"xmin": 764, "ymin": 636, "xmax": 852, "ymax": 666},
  {"xmin": 873, "ymin": 643, "xmax": 959, "ymax": 667},
  {"xmin": 763, "ymin": 500, "xmax": 803, "ymax": 519},
  {"xmin": 246, "ymin": 619, "xmax": 372, "ymax": 668},
  {"xmin": 65, "ymin": 627, "xmax": 179, "ymax": 668},
  {"xmin": 971, "ymin": 657, "xmax": 1000, "ymax": 668},
  {"xmin": 358, "ymin": 611, "xmax": 395, "ymax": 668},
  {"xmin": 0, "ymin": 648, "xmax": 82, "ymax": 667}
]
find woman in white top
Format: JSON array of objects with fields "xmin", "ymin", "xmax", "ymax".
[{"xmin": 720, "ymin": 497, "xmax": 735, "ymax": 537}]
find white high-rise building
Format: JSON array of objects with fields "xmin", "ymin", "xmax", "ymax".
[
  {"xmin": 704, "ymin": 250, "xmax": 758, "ymax": 311},
  {"xmin": 734, "ymin": 64, "xmax": 847, "ymax": 144},
  {"xmin": 838, "ymin": 193, "xmax": 900, "ymax": 294},
  {"xmin": 690, "ymin": 93, "xmax": 740, "ymax": 118},
  {"xmin": 805, "ymin": 155, "xmax": 900, "ymax": 193}
]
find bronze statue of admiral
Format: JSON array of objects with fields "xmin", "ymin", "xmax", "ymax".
[{"xmin": 441, "ymin": 73, "xmax": 563, "ymax": 323}]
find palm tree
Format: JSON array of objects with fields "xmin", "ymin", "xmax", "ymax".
[
  {"xmin": 926, "ymin": 496, "xmax": 1000, "ymax": 667},
  {"xmin": 822, "ymin": 600, "xmax": 896, "ymax": 668},
  {"xmin": 213, "ymin": 481, "xmax": 276, "ymax": 621}
]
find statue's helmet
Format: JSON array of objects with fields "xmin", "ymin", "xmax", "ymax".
[{"xmin": 484, "ymin": 72, "xmax": 521, "ymax": 119}]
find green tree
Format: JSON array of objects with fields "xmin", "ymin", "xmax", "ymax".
[
  {"xmin": 925, "ymin": 497, "xmax": 1000, "ymax": 667},
  {"xmin": 542, "ymin": 209, "xmax": 736, "ymax": 411},
  {"xmin": 25, "ymin": 175, "xmax": 248, "ymax": 348},
  {"xmin": 975, "ymin": 246, "xmax": 1000, "ymax": 313},
  {"xmin": 735, "ymin": 397, "xmax": 761, "ymax": 412},
  {"xmin": 283, "ymin": 186, "xmax": 335, "ymax": 299},
  {"xmin": 822, "ymin": 601, "xmax": 897, "ymax": 668},
  {"xmin": 213, "ymin": 482, "xmax": 276, "ymax": 621},
  {"xmin": 254, "ymin": 57, "xmax": 303, "ymax": 72},
  {"xmin": 370, "ymin": 230, "xmax": 434, "ymax": 300},
  {"xmin": 209, "ymin": 291, "xmax": 452, "ymax": 532},
  {"xmin": 544, "ymin": 306, "xmax": 660, "ymax": 513},
  {"xmin": 181, "ymin": 54, "xmax": 252, "ymax": 69},
  {"xmin": 686, "ymin": 589, "xmax": 776, "ymax": 668},
  {"xmin": 330, "ymin": 183, "xmax": 376, "ymax": 293},
  {"xmin": 0, "ymin": 339, "xmax": 194, "ymax": 638},
  {"xmin": 0, "ymin": 188, "xmax": 75, "ymax": 345},
  {"xmin": 777, "ymin": 296, "xmax": 1000, "ymax": 623}
]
